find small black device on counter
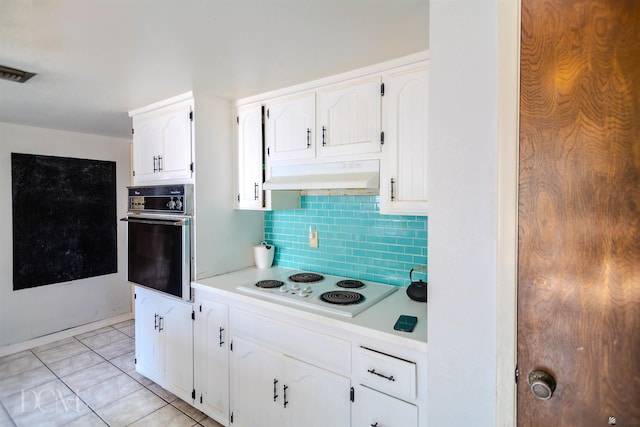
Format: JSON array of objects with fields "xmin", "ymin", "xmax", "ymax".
[{"xmin": 394, "ymin": 315, "xmax": 418, "ymax": 332}]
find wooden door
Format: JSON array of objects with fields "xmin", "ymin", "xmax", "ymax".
[{"xmin": 518, "ymin": 0, "xmax": 640, "ymax": 426}]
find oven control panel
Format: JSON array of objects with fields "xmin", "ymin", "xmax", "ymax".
[{"xmin": 127, "ymin": 184, "xmax": 193, "ymax": 215}]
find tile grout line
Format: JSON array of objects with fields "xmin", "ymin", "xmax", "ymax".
[
  {"xmin": 28, "ymin": 337, "xmax": 111, "ymax": 426},
  {"xmin": 3, "ymin": 322, "xmax": 210, "ymax": 427}
]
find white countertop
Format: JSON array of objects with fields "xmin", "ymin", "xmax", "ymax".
[{"xmin": 192, "ymin": 266, "xmax": 427, "ymax": 353}]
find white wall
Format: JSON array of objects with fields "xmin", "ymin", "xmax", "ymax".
[
  {"xmin": 428, "ymin": 0, "xmax": 501, "ymax": 425},
  {"xmin": 0, "ymin": 122, "xmax": 132, "ymax": 348}
]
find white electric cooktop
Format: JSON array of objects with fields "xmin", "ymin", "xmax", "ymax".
[{"xmin": 236, "ymin": 270, "xmax": 397, "ymax": 318}]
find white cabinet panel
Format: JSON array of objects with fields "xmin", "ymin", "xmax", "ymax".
[
  {"xmin": 162, "ymin": 296, "xmax": 195, "ymax": 402},
  {"xmin": 134, "ymin": 288, "xmax": 163, "ymax": 384},
  {"xmin": 317, "ymin": 76, "xmax": 382, "ymax": 158},
  {"xmin": 230, "ymin": 336, "xmax": 282, "ymax": 427},
  {"xmin": 132, "ymin": 99, "xmax": 193, "ymax": 185},
  {"xmin": 193, "ymin": 294, "xmax": 229, "ymax": 424},
  {"xmin": 380, "ymin": 63, "xmax": 428, "ymax": 215},
  {"xmin": 236, "ymin": 103, "xmax": 264, "ymax": 209},
  {"xmin": 356, "ymin": 347, "xmax": 417, "ymax": 401},
  {"xmin": 265, "ymin": 92, "xmax": 315, "ymax": 162},
  {"xmin": 134, "ymin": 286, "xmax": 194, "ymax": 403},
  {"xmin": 353, "ymin": 385, "xmax": 418, "ymax": 427},
  {"xmin": 283, "ymin": 356, "xmax": 351, "ymax": 427}
]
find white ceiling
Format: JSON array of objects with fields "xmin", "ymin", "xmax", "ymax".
[{"xmin": 0, "ymin": 0, "xmax": 428, "ymax": 140}]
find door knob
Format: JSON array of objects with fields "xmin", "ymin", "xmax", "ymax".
[{"xmin": 527, "ymin": 370, "xmax": 556, "ymax": 400}]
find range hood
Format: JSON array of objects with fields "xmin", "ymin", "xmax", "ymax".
[{"xmin": 263, "ymin": 160, "xmax": 379, "ymax": 191}]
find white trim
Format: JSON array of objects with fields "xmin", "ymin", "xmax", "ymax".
[
  {"xmin": 496, "ymin": 0, "xmax": 521, "ymax": 425},
  {"xmin": 0, "ymin": 312, "xmax": 134, "ymax": 358},
  {"xmin": 235, "ymin": 51, "xmax": 429, "ymax": 106}
]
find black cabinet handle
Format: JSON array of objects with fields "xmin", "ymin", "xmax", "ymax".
[
  {"xmin": 219, "ymin": 327, "xmax": 225, "ymax": 347},
  {"xmin": 153, "ymin": 156, "xmax": 158, "ymax": 172},
  {"xmin": 322, "ymin": 126, "xmax": 327, "ymax": 146},
  {"xmin": 273, "ymin": 379, "xmax": 279, "ymax": 402},
  {"xmin": 158, "ymin": 316, "xmax": 164, "ymax": 332},
  {"xmin": 157, "ymin": 155, "xmax": 163, "ymax": 171},
  {"xmin": 154, "ymin": 313, "xmax": 159, "ymax": 330},
  {"xmin": 306, "ymin": 128, "xmax": 311, "ymax": 148},
  {"xmin": 367, "ymin": 369, "xmax": 395, "ymax": 382},
  {"xmin": 283, "ymin": 384, "xmax": 289, "ymax": 408},
  {"xmin": 390, "ymin": 178, "xmax": 396, "ymax": 201},
  {"xmin": 254, "ymin": 183, "xmax": 259, "ymax": 201}
]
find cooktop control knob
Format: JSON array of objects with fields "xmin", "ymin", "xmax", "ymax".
[
  {"xmin": 300, "ymin": 287, "xmax": 313, "ymax": 297},
  {"xmin": 279, "ymin": 286, "xmax": 288, "ymax": 293},
  {"xmin": 291, "ymin": 283, "xmax": 300, "ymax": 291}
]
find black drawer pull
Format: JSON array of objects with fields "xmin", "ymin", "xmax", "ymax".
[{"xmin": 367, "ymin": 369, "xmax": 395, "ymax": 382}]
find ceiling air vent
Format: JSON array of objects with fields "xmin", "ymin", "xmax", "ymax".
[{"xmin": 0, "ymin": 65, "xmax": 36, "ymax": 83}]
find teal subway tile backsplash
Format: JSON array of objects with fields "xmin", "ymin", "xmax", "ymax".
[{"xmin": 264, "ymin": 195, "xmax": 427, "ymax": 287}]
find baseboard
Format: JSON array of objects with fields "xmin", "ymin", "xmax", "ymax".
[{"xmin": 0, "ymin": 312, "xmax": 134, "ymax": 358}]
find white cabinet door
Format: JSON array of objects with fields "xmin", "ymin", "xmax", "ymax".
[
  {"xmin": 236, "ymin": 103, "xmax": 264, "ymax": 209},
  {"xmin": 316, "ymin": 75, "xmax": 382, "ymax": 158},
  {"xmin": 265, "ymin": 92, "xmax": 315, "ymax": 162},
  {"xmin": 158, "ymin": 102, "xmax": 193, "ymax": 181},
  {"xmin": 283, "ymin": 356, "xmax": 351, "ymax": 427},
  {"xmin": 230, "ymin": 336, "xmax": 283, "ymax": 427},
  {"xmin": 132, "ymin": 100, "xmax": 193, "ymax": 185},
  {"xmin": 134, "ymin": 287, "xmax": 163, "ymax": 384},
  {"xmin": 352, "ymin": 385, "xmax": 418, "ymax": 427},
  {"xmin": 161, "ymin": 298, "xmax": 194, "ymax": 403},
  {"xmin": 194, "ymin": 295, "xmax": 229, "ymax": 424},
  {"xmin": 380, "ymin": 63, "xmax": 429, "ymax": 215},
  {"xmin": 132, "ymin": 112, "xmax": 162, "ymax": 183},
  {"xmin": 134, "ymin": 286, "xmax": 194, "ymax": 403}
]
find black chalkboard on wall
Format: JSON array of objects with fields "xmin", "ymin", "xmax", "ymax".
[{"xmin": 11, "ymin": 153, "xmax": 117, "ymax": 290}]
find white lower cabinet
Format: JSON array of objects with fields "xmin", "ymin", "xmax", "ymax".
[
  {"xmin": 193, "ymin": 294, "xmax": 229, "ymax": 425},
  {"xmin": 353, "ymin": 385, "xmax": 418, "ymax": 427},
  {"xmin": 149, "ymin": 286, "xmax": 426, "ymax": 427},
  {"xmin": 134, "ymin": 286, "xmax": 194, "ymax": 403},
  {"xmin": 229, "ymin": 335, "xmax": 351, "ymax": 427}
]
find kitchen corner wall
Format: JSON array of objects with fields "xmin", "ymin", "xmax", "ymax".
[{"xmin": 264, "ymin": 195, "xmax": 427, "ymax": 286}]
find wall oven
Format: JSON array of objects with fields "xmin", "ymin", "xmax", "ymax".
[{"xmin": 122, "ymin": 184, "xmax": 193, "ymax": 301}]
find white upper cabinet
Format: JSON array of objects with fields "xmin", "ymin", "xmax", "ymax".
[
  {"xmin": 236, "ymin": 103, "xmax": 264, "ymax": 210},
  {"xmin": 131, "ymin": 97, "xmax": 194, "ymax": 185},
  {"xmin": 235, "ymin": 103, "xmax": 300, "ymax": 211},
  {"xmin": 380, "ymin": 62, "xmax": 429, "ymax": 216},
  {"xmin": 316, "ymin": 75, "xmax": 382, "ymax": 159},
  {"xmin": 265, "ymin": 92, "xmax": 315, "ymax": 162}
]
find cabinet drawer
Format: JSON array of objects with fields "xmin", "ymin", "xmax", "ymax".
[
  {"xmin": 231, "ymin": 308, "xmax": 351, "ymax": 376},
  {"xmin": 353, "ymin": 385, "xmax": 418, "ymax": 427},
  {"xmin": 356, "ymin": 347, "xmax": 416, "ymax": 401}
]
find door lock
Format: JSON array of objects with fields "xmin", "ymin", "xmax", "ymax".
[{"xmin": 527, "ymin": 370, "xmax": 556, "ymax": 400}]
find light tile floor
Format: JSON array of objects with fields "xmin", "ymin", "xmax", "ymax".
[{"xmin": 0, "ymin": 320, "xmax": 223, "ymax": 427}]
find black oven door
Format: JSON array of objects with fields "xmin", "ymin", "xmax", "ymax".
[{"xmin": 124, "ymin": 215, "xmax": 191, "ymax": 301}]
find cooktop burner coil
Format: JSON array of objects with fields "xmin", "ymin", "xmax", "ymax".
[
  {"xmin": 255, "ymin": 280, "xmax": 285, "ymax": 289},
  {"xmin": 336, "ymin": 279, "xmax": 365, "ymax": 289},
  {"xmin": 320, "ymin": 290, "xmax": 365, "ymax": 305},
  {"xmin": 288, "ymin": 273, "xmax": 324, "ymax": 283}
]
